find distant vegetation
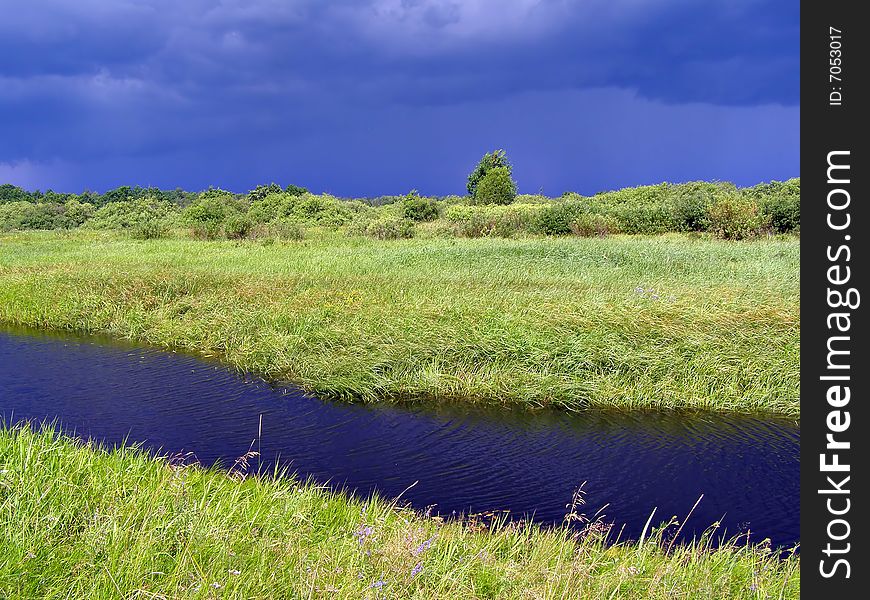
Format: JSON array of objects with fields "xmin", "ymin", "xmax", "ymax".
[{"xmin": 0, "ymin": 175, "xmax": 800, "ymax": 242}]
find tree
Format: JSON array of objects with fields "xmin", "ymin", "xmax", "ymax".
[
  {"xmin": 472, "ymin": 167, "xmax": 517, "ymax": 205},
  {"xmin": 248, "ymin": 183, "xmax": 283, "ymax": 202},
  {"xmin": 0, "ymin": 184, "xmax": 32, "ymax": 204},
  {"xmin": 467, "ymin": 149, "xmax": 512, "ymax": 197},
  {"xmin": 284, "ymin": 184, "xmax": 308, "ymax": 196}
]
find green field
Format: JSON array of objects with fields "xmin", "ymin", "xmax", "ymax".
[
  {"xmin": 0, "ymin": 230, "xmax": 799, "ymax": 415},
  {"xmin": 0, "ymin": 425, "xmax": 799, "ymax": 599}
]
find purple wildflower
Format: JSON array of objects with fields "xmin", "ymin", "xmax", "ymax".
[
  {"xmin": 369, "ymin": 579, "xmax": 386, "ymax": 589},
  {"xmin": 354, "ymin": 525, "xmax": 373, "ymax": 545},
  {"xmin": 411, "ymin": 563, "xmax": 423, "ymax": 577},
  {"xmin": 413, "ymin": 536, "xmax": 436, "ymax": 556}
]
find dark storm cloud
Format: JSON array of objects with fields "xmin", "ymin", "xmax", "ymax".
[{"xmin": 0, "ymin": 0, "xmax": 798, "ymax": 193}]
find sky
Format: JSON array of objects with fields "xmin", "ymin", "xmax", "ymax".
[{"xmin": 0, "ymin": 0, "xmax": 799, "ymax": 196}]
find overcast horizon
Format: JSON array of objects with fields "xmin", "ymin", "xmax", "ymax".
[{"xmin": 1, "ymin": 0, "xmax": 799, "ymax": 197}]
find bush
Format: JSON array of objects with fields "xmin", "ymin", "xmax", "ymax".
[
  {"xmin": 62, "ymin": 199, "xmax": 96, "ymax": 228},
  {"xmin": 87, "ymin": 198, "xmax": 178, "ymax": 234},
  {"xmin": 348, "ymin": 216, "xmax": 415, "ymax": 240},
  {"xmin": 401, "ymin": 191, "xmax": 439, "ymax": 222},
  {"xmin": 131, "ymin": 215, "xmax": 169, "ymax": 240},
  {"xmin": 514, "ymin": 194, "xmax": 552, "ymax": 204},
  {"xmin": 183, "ymin": 194, "xmax": 246, "ymax": 239},
  {"xmin": 250, "ymin": 217, "xmax": 305, "ymax": 241},
  {"xmin": 0, "ymin": 184, "xmax": 32, "ymax": 204},
  {"xmin": 749, "ymin": 179, "xmax": 800, "ymax": 233},
  {"xmin": 533, "ymin": 201, "xmax": 587, "ymax": 235},
  {"xmin": 295, "ymin": 194, "xmax": 354, "ymax": 226},
  {"xmin": 467, "ymin": 149, "xmax": 512, "ymax": 197},
  {"xmin": 0, "ymin": 202, "xmax": 35, "ymax": 231},
  {"xmin": 223, "ymin": 214, "xmax": 253, "ymax": 239},
  {"xmin": 611, "ymin": 204, "xmax": 674, "ymax": 234},
  {"xmin": 271, "ymin": 218, "xmax": 306, "ymax": 241},
  {"xmin": 284, "ymin": 184, "xmax": 309, "ymax": 197},
  {"xmin": 705, "ymin": 194, "xmax": 770, "ymax": 240},
  {"xmin": 247, "ymin": 183, "xmax": 283, "ymax": 203},
  {"xmin": 444, "ymin": 204, "xmax": 539, "ymax": 238},
  {"xmin": 570, "ymin": 213, "xmax": 621, "ymax": 237},
  {"xmin": 472, "ymin": 167, "xmax": 517, "ymax": 205},
  {"xmin": 249, "ymin": 192, "xmax": 353, "ymax": 228},
  {"xmin": 669, "ymin": 182, "xmax": 729, "ymax": 232}
]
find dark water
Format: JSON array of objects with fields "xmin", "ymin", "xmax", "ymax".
[{"xmin": 0, "ymin": 325, "xmax": 799, "ymax": 549}]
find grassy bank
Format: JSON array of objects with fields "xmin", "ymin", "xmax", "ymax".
[
  {"xmin": 0, "ymin": 230, "xmax": 799, "ymax": 415},
  {"xmin": 0, "ymin": 425, "xmax": 799, "ymax": 599}
]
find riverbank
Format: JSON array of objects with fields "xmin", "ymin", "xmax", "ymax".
[
  {"xmin": 0, "ymin": 230, "xmax": 799, "ymax": 415},
  {"xmin": 0, "ymin": 425, "xmax": 799, "ymax": 598}
]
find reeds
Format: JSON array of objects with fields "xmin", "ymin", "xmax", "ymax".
[{"xmin": 0, "ymin": 229, "xmax": 799, "ymax": 415}]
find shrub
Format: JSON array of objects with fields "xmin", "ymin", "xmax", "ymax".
[
  {"xmin": 374, "ymin": 217, "xmax": 416, "ymax": 240},
  {"xmin": 760, "ymin": 194, "xmax": 800, "ymax": 233},
  {"xmin": 705, "ymin": 193, "xmax": 770, "ymax": 240},
  {"xmin": 183, "ymin": 194, "xmax": 246, "ymax": 239},
  {"xmin": 0, "ymin": 202, "xmax": 36, "ymax": 231},
  {"xmin": 131, "ymin": 215, "xmax": 169, "ymax": 240},
  {"xmin": 669, "ymin": 182, "xmax": 728, "ymax": 231},
  {"xmin": 444, "ymin": 204, "xmax": 539, "ymax": 238},
  {"xmin": 271, "ymin": 218, "xmax": 306, "ymax": 241},
  {"xmin": 0, "ymin": 184, "xmax": 32, "ymax": 204},
  {"xmin": 247, "ymin": 183, "xmax": 283, "ymax": 203},
  {"xmin": 250, "ymin": 192, "xmax": 354, "ymax": 227},
  {"xmin": 514, "ymin": 194, "xmax": 552, "ymax": 205},
  {"xmin": 62, "ymin": 199, "xmax": 96, "ymax": 228},
  {"xmin": 223, "ymin": 214, "xmax": 253, "ymax": 239},
  {"xmin": 401, "ymin": 191, "xmax": 439, "ymax": 222},
  {"xmin": 349, "ymin": 216, "xmax": 415, "ymax": 240},
  {"xmin": 293, "ymin": 194, "xmax": 353, "ymax": 226},
  {"xmin": 467, "ymin": 149, "xmax": 512, "ymax": 197},
  {"xmin": 534, "ymin": 201, "xmax": 587, "ymax": 235},
  {"xmin": 87, "ymin": 198, "xmax": 178, "ymax": 233},
  {"xmin": 284, "ymin": 184, "xmax": 309, "ymax": 196},
  {"xmin": 247, "ymin": 194, "xmax": 285, "ymax": 225},
  {"xmin": 611, "ymin": 204, "xmax": 674, "ymax": 234},
  {"xmin": 472, "ymin": 167, "xmax": 517, "ymax": 205},
  {"xmin": 250, "ymin": 217, "xmax": 305, "ymax": 241},
  {"xmin": 750, "ymin": 179, "xmax": 800, "ymax": 233},
  {"xmin": 570, "ymin": 213, "xmax": 621, "ymax": 237}
]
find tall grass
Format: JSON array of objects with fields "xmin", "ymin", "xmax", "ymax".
[
  {"xmin": 0, "ymin": 230, "xmax": 799, "ymax": 415},
  {"xmin": 0, "ymin": 425, "xmax": 799, "ymax": 599}
]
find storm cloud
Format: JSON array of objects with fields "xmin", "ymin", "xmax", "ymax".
[{"xmin": 1, "ymin": 0, "xmax": 799, "ymax": 194}]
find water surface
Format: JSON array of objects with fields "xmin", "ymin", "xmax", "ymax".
[{"xmin": 0, "ymin": 325, "xmax": 799, "ymax": 548}]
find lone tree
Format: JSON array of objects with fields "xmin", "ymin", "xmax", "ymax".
[
  {"xmin": 472, "ymin": 167, "xmax": 517, "ymax": 205},
  {"xmin": 467, "ymin": 149, "xmax": 513, "ymax": 197}
]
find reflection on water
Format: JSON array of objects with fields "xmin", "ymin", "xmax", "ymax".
[{"xmin": 0, "ymin": 324, "xmax": 799, "ymax": 548}]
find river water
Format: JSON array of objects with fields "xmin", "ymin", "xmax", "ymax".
[{"xmin": 0, "ymin": 325, "xmax": 799, "ymax": 548}]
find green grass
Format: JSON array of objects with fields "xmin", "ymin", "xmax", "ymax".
[
  {"xmin": 0, "ymin": 425, "xmax": 800, "ymax": 599},
  {"xmin": 0, "ymin": 229, "xmax": 799, "ymax": 415}
]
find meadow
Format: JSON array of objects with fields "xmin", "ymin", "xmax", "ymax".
[
  {"xmin": 0, "ymin": 228, "xmax": 799, "ymax": 415},
  {"xmin": 0, "ymin": 424, "xmax": 799, "ymax": 599},
  {"xmin": 0, "ymin": 179, "xmax": 800, "ymax": 597}
]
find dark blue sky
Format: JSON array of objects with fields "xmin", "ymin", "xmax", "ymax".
[{"xmin": 1, "ymin": 0, "xmax": 799, "ymax": 196}]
